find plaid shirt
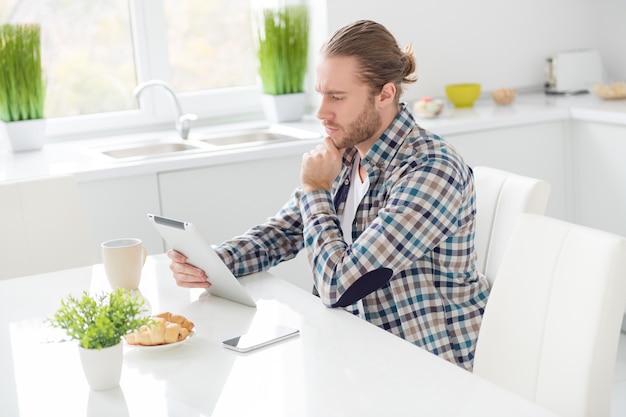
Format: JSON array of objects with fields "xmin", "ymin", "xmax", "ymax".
[{"xmin": 216, "ymin": 104, "xmax": 490, "ymax": 370}]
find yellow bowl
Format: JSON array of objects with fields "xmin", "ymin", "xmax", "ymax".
[{"xmin": 445, "ymin": 83, "xmax": 481, "ymax": 108}]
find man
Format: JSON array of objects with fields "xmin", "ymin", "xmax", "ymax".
[{"xmin": 168, "ymin": 20, "xmax": 490, "ymax": 370}]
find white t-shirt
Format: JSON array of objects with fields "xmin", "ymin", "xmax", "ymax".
[
  {"xmin": 340, "ymin": 156, "xmax": 370, "ymax": 245},
  {"xmin": 339, "ymin": 156, "xmax": 370, "ymax": 318}
]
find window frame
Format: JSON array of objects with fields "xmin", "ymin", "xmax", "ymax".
[{"xmin": 45, "ymin": 0, "xmax": 264, "ymax": 141}]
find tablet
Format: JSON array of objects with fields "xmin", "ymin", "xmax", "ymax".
[{"xmin": 147, "ymin": 213, "xmax": 256, "ymax": 308}]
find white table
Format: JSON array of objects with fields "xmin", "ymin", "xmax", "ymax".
[{"xmin": 0, "ymin": 254, "xmax": 558, "ymax": 417}]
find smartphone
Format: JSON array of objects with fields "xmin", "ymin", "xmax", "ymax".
[{"xmin": 222, "ymin": 325, "xmax": 299, "ymax": 353}]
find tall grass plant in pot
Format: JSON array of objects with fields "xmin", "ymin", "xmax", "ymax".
[
  {"xmin": 47, "ymin": 288, "xmax": 151, "ymax": 391},
  {"xmin": 255, "ymin": 5, "xmax": 309, "ymax": 122},
  {"xmin": 0, "ymin": 23, "xmax": 46, "ymax": 152}
]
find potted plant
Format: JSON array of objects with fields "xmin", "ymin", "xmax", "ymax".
[
  {"xmin": 0, "ymin": 23, "xmax": 46, "ymax": 152},
  {"xmin": 254, "ymin": 4, "xmax": 309, "ymax": 122},
  {"xmin": 47, "ymin": 288, "xmax": 151, "ymax": 391}
]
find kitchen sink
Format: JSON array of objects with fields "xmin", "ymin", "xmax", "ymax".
[
  {"xmin": 196, "ymin": 128, "xmax": 317, "ymax": 148},
  {"xmin": 99, "ymin": 141, "xmax": 203, "ymax": 160},
  {"xmin": 95, "ymin": 126, "xmax": 322, "ymax": 161}
]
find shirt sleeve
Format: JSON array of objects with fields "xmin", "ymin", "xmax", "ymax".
[
  {"xmin": 300, "ymin": 162, "xmax": 465, "ymax": 308},
  {"xmin": 215, "ymin": 188, "xmax": 306, "ymax": 277}
]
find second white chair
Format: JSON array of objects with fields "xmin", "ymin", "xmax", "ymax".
[
  {"xmin": 473, "ymin": 213, "xmax": 626, "ymax": 417},
  {"xmin": 473, "ymin": 166, "xmax": 551, "ymax": 284}
]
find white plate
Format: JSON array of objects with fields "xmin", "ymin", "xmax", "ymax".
[{"xmin": 124, "ymin": 329, "xmax": 195, "ymax": 351}]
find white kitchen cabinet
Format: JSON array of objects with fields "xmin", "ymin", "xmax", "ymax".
[
  {"xmin": 444, "ymin": 121, "xmax": 571, "ymax": 221},
  {"xmin": 570, "ymin": 120, "xmax": 626, "ymax": 329},
  {"xmin": 158, "ymin": 154, "xmax": 314, "ymax": 290},
  {"xmin": 78, "ymin": 174, "xmax": 162, "ymax": 260},
  {"xmin": 158, "ymin": 156, "xmax": 302, "ymax": 243},
  {"xmin": 571, "ymin": 120, "xmax": 626, "ymax": 237}
]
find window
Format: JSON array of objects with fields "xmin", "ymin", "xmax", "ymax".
[
  {"xmin": 163, "ymin": 0, "xmax": 256, "ymax": 92},
  {"xmin": 0, "ymin": 0, "xmax": 263, "ymax": 139},
  {"xmin": 1, "ymin": 0, "xmax": 136, "ymax": 117}
]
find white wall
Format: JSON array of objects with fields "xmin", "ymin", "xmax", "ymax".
[
  {"xmin": 595, "ymin": 0, "xmax": 626, "ymax": 82},
  {"xmin": 310, "ymin": 0, "xmax": 624, "ymax": 103}
]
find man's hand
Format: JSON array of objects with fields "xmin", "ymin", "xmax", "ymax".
[
  {"xmin": 167, "ymin": 249, "xmax": 211, "ymax": 288},
  {"xmin": 301, "ymin": 136, "xmax": 343, "ymax": 194}
]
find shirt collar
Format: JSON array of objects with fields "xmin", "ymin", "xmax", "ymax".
[{"xmin": 343, "ymin": 102, "xmax": 414, "ymax": 172}]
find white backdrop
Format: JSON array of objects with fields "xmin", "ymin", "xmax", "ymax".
[{"xmin": 306, "ymin": 0, "xmax": 625, "ymax": 104}]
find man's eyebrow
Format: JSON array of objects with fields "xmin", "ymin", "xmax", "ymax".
[{"xmin": 316, "ymin": 88, "xmax": 348, "ymax": 95}]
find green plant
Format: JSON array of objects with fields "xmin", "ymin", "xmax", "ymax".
[
  {"xmin": 0, "ymin": 23, "xmax": 46, "ymax": 122},
  {"xmin": 47, "ymin": 288, "xmax": 152, "ymax": 350},
  {"xmin": 255, "ymin": 5, "xmax": 309, "ymax": 95}
]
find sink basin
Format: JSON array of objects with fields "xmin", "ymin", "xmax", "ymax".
[
  {"xmin": 195, "ymin": 126, "xmax": 322, "ymax": 148},
  {"xmin": 99, "ymin": 142, "xmax": 202, "ymax": 160},
  {"xmin": 199, "ymin": 131, "xmax": 298, "ymax": 147}
]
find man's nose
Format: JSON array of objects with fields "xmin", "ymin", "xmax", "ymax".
[{"xmin": 316, "ymin": 99, "xmax": 332, "ymax": 121}]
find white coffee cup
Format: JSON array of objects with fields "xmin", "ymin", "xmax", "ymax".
[{"xmin": 101, "ymin": 238, "xmax": 147, "ymax": 291}]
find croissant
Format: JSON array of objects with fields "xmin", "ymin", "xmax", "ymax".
[
  {"xmin": 155, "ymin": 311, "xmax": 195, "ymax": 332},
  {"xmin": 125, "ymin": 312, "xmax": 194, "ymax": 346}
]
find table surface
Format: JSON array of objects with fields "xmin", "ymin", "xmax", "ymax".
[{"xmin": 0, "ymin": 254, "xmax": 558, "ymax": 417}]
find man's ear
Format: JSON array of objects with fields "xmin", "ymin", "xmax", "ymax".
[{"xmin": 377, "ymin": 82, "xmax": 397, "ymax": 108}]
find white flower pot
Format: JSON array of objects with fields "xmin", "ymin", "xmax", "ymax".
[
  {"xmin": 1, "ymin": 118, "xmax": 46, "ymax": 152},
  {"xmin": 78, "ymin": 342, "xmax": 123, "ymax": 391},
  {"xmin": 261, "ymin": 93, "xmax": 306, "ymax": 123}
]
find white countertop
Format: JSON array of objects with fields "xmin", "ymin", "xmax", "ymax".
[
  {"xmin": 0, "ymin": 254, "xmax": 559, "ymax": 417},
  {"xmin": 1, "ymin": 92, "xmax": 625, "ymax": 183}
]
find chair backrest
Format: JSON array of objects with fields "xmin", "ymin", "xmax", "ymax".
[
  {"xmin": 473, "ymin": 213, "xmax": 626, "ymax": 417},
  {"xmin": 473, "ymin": 166, "xmax": 551, "ymax": 284},
  {"xmin": 0, "ymin": 175, "xmax": 97, "ymax": 279}
]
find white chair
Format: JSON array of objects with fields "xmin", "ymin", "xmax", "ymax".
[
  {"xmin": 473, "ymin": 166, "xmax": 551, "ymax": 284},
  {"xmin": 0, "ymin": 175, "xmax": 97, "ymax": 279},
  {"xmin": 473, "ymin": 213, "xmax": 626, "ymax": 417}
]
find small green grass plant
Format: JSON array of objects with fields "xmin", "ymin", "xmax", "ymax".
[
  {"xmin": 0, "ymin": 23, "xmax": 46, "ymax": 122},
  {"xmin": 47, "ymin": 288, "xmax": 152, "ymax": 350},
  {"xmin": 255, "ymin": 5, "xmax": 309, "ymax": 95}
]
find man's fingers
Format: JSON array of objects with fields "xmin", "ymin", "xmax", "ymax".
[
  {"xmin": 175, "ymin": 277, "xmax": 211, "ymax": 289},
  {"xmin": 167, "ymin": 249, "xmax": 212, "ymax": 288},
  {"xmin": 167, "ymin": 249, "xmax": 187, "ymax": 263},
  {"xmin": 171, "ymin": 268, "xmax": 211, "ymax": 288},
  {"xmin": 170, "ymin": 261, "xmax": 206, "ymax": 279}
]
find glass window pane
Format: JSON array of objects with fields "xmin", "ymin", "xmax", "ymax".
[
  {"xmin": 163, "ymin": 0, "xmax": 257, "ymax": 93},
  {"xmin": 0, "ymin": 0, "xmax": 136, "ymax": 118}
]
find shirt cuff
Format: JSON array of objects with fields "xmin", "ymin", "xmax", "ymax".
[
  {"xmin": 214, "ymin": 245, "xmax": 235, "ymax": 273},
  {"xmin": 299, "ymin": 189, "xmax": 335, "ymax": 223}
]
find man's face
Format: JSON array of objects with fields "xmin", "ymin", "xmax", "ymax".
[{"xmin": 315, "ymin": 55, "xmax": 382, "ymax": 150}]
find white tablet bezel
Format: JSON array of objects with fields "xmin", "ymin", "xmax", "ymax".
[{"xmin": 147, "ymin": 213, "xmax": 256, "ymax": 308}]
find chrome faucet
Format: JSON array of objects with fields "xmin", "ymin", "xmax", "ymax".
[{"xmin": 133, "ymin": 80, "xmax": 197, "ymax": 140}]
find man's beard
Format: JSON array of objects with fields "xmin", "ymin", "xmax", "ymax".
[{"xmin": 331, "ymin": 96, "xmax": 381, "ymax": 149}]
